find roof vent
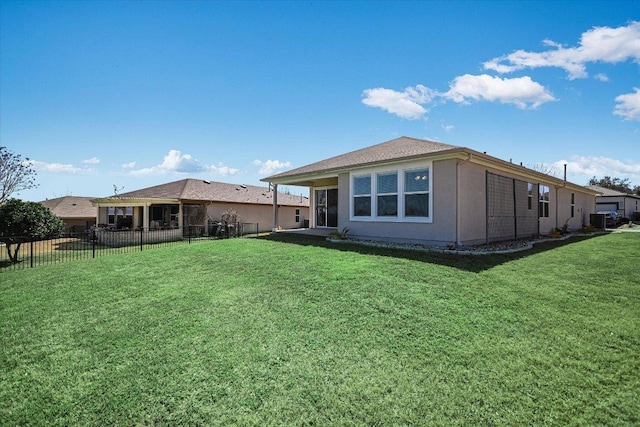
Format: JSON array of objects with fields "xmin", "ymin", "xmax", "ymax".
[
  {"xmin": 240, "ymin": 184, "xmax": 247, "ymax": 188},
  {"xmin": 203, "ymin": 180, "xmax": 211, "ymax": 184}
]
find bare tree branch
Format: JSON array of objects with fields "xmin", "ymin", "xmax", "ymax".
[{"xmin": 0, "ymin": 147, "xmax": 38, "ymax": 203}]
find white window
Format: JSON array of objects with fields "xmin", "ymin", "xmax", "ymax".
[
  {"xmin": 353, "ymin": 175, "xmax": 372, "ymax": 217},
  {"xmin": 404, "ymin": 169, "xmax": 429, "ymax": 217},
  {"xmin": 570, "ymin": 193, "xmax": 575, "ymax": 218},
  {"xmin": 377, "ymin": 172, "xmax": 398, "ymax": 217},
  {"xmin": 295, "ymin": 209, "xmax": 300, "ymax": 222},
  {"xmin": 350, "ymin": 162, "xmax": 432, "ymax": 222},
  {"xmin": 539, "ymin": 185, "xmax": 550, "ymax": 218}
]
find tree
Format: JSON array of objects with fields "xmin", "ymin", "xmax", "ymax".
[
  {"xmin": 0, "ymin": 147, "xmax": 38, "ymax": 204},
  {"xmin": 0, "ymin": 199, "xmax": 64, "ymax": 264},
  {"xmin": 588, "ymin": 176, "xmax": 632, "ymax": 193},
  {"xmin": 529, "ymin": 163, "xmax": 560, "ymax": 178}
]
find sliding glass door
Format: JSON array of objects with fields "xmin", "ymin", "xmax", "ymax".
[{"xmin": 315, "ymin": 188, "xmax": 338, "ymax": 227}]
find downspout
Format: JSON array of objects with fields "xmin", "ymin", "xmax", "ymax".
[
  {"xmin": 556, "ymin": 163, "xmax": 567, "ymax": 230},
  {"xmin": 271, "ymin": 183, "xmax": 279, "ymax": 232}
]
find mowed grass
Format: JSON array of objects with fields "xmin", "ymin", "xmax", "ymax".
[{"xmin": 1, "ymin": 232, "xmax": 638, "ymax": 426}]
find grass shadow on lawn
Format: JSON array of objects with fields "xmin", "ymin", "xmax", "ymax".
[{"xmin": 259, "ymin": 232, "xmax": 607, "ymax": 273}]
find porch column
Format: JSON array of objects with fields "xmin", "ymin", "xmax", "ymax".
[
  {"xmin": 272, "ymin": 183, "xmax": 278, "ymax": 232},
  {"xmin": 143, "ymin": 204, "xmax": 150, "ymax": 230}
]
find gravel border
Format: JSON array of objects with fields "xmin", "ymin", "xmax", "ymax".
[{"xmin": 327, "ymin": 231, "xmax": 610, "ymax": 255}]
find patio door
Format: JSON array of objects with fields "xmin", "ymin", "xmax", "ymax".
[{"xmin": 315, "ymin": 189, "xmax": 338, "ymax": 228}]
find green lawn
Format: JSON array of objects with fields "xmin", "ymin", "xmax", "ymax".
[{"xmin": 1, "ymin": 232, "xmax": 638, "ymax": 426}]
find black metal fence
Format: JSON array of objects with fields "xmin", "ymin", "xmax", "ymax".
[{"xmin": 0, "ymin": 223, "xmax": 259, "ymax": 271}]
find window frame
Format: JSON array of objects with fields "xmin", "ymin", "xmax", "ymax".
[
  {"xmin": 349, "ymin": 161, "xmax": 432, "ymax": 223},
  {"xmin": 376, "ymin": 171, "xmax": 398, "ymax": 217},
  {"xmin": 539, "ymin": 185, "xmax": 550, "ymax": 218},
  {"xmin": 570, "ymin": 193, "xmax": 575, "ymax": 218},
  {"xmin": 352, "ymin": 174, "xmax": 372, "ymax": 217}
]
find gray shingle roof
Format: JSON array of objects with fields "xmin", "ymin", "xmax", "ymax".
[
  {"xmin": 587, "ymin": 185, "xmax": 640, "ymax": 198},
  {"xmin": 264, "ymin": 136, "xmax": 460, "ymax": 181},
  {"xmin": 40, "ymin": 196, "xmax": 97, "ymax": 218},
  {"xmin": 107, "ymin": 179, "xmax": 308, "ymax": 207}
]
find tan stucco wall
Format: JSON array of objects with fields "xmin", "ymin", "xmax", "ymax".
[
  {"xmin": 320, "ymin": 158, "xmax": 598, "ymax": 247},
  {"xmin": 62, "ymin": 218, "xmax": 96, "ymax": 232},
  {"xmin": 207, "ymin": 202, "xmax": 308, "ymax": 232},
  {"xmin": 456, "ymin": 160, "xmax": 488, "ymax": 245},
  {"xmin": 97, "ymin": 203, "xmax": 308, "ymax": 233},
  {"xmin": 555, "ymin": 187, "xmax": 593, "ymax": 231},
  {"xmin": 457, "ymin": 163, "xmax": 597, "ymax": 243},
  {"xmin": 336, "ymin": 160, "xmax": 459, "ymax": 246}
]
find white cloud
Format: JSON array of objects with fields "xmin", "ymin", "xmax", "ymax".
[
  {"xmin": 361, "ymin": 85, "xmax": 436, "ymax": 120},
  {"xmin": 28, "ymin": 160, "xmax": 94, "ymax": 174},
  {"xmin": 484, "ymin": 21, "xmax": 640, "ymax": 80},
  {"xmin": 553, "ymin": 155, "xmax": 640, "ymax": 183},
  {"xmin": 443, "ymin": 74, "xmax": 556, "ymax": 109},
  {"xmin": 613, "ymin": 88, "xmax": 640, "ymax": 122},
  {"xmin": 121, "ymin": 161, "xmax": 136, "ymax": 169},
  {"xmin": 594, "ymin": 73, "xmax": 609, "ymax": 82},
  {"xmin": 82, "ymin": 157, "xmax": 100, "ymax": 164},
  {"xmin": 128, "ymin": 150, "xmax": 237, "ymax": 176},
  {"xmin": 208, "ymin": 163, "xmax": 239, "ymax": 176},
  {"xmin": 157, "ymin": 149, "xmax": 204, "ymax": 173},
  {"xmin": 362, "ymin": 75, "xmax": 554, "ymax": 119},
  {"xmin": 252, "ymin": 159, "xmax": 293, "ymax": 175}
]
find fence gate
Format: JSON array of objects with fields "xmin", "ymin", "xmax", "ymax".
[{"xmin": 486, "ymin": 171, "xmax": 539, "ymax": 245}]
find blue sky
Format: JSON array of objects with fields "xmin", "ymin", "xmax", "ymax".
[{"xmin": 1, "ymin": 0, "xmax": 639, "ymax": 201}]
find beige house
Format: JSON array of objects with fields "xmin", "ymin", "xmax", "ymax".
[
  {"xmin": 40, "ymin": 196, "xmax": 97, "ymax": 232},
  {"xmin": 587, "ymin": 185, "xmax": 640, "ymax": 220},
  {"xmin": 92, "ymin": 178, "xmax": 309, "ymax": 234},
  {"xmin": 263, "ymin": 136, "xmax": 600, "ymax": 247}
]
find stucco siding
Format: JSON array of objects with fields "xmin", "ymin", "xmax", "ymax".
[
  {"xmin": 207, "ymin": 202, "xmax": 308, "ymax": 232},
  {"xmin": 336, "ymin": 160, "xmax": 458, "ymax": 246},
  {"xmin": 556, "ymin": 188, "xmax": 591, "ymax": 231},
  {"xmin": 457, "ymin": 161, "xmax": 488, "ymax": 245}
]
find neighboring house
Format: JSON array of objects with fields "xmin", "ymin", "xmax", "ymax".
[
  {"xmin": 586, "ymin": 185, "xmax": 640, "ymax": 220},
  {"xmin": 39, "ymin": 196, "xmax": 97, "ymax": 232},
  {"xmin": 91, "ymin": 178, "xmax": 309, "ymax": 233},
  {"xmin": 262, "ymin": 136, "xmax": 600, "ymax": 247}
]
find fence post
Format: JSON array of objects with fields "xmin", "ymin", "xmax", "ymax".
[
  {"xmin": 188, "ymin": 225, "xmax": 191, "ymax": 244},
  {"xmin": 30, "ymin": 239, "xmax": 34, "ymax": 268},
  {"xmin": 140, "ymin": 227, "xmax": 144, "ymax": 251}
]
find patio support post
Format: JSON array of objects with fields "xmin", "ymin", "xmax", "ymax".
[
  {"xmin": 272, "ymin": 183, "xmax": 279, "ymax": 232},
  {"xmin": 143, "ymin": 204, "xmax": 150, "ymax": 231}
]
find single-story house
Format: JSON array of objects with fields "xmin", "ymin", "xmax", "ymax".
[
  {"xmin": 262, "ymin": 136, "xmax": 600, "ymax": 247},
  {"xmin": 39, "ymin": 196, "xmax": 97, "ymax": 232},
  {"xmin": 586, "ymin": 185, "xmax": 640, "ymax": 220},
  {"xmin": 91, "ymin": 178, "xmax": 309, "ymax": 234}
]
